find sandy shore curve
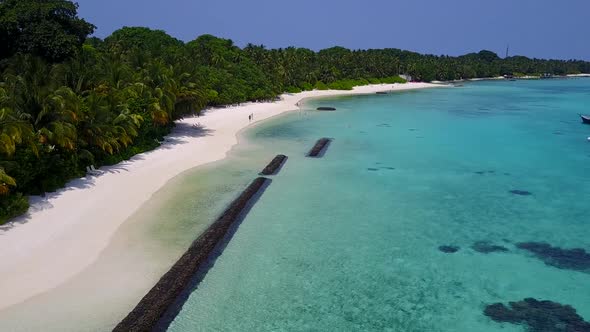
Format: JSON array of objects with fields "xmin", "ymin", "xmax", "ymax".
[{"xmin": 0, "ymin": 83, "xmax": 438, "ymax": 311}]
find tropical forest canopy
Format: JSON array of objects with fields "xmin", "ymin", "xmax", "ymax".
[{"xmin": 1, "ymin": 0, "xmax": 589, "ymax": 223}]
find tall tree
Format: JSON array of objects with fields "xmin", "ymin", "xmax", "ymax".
[{"xmin": 0, "ymin": 0, "xmax": 95, "ymax": 62}]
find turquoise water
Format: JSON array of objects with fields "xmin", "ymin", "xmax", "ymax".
[{"xmin": 166, "ymin": 79, "xmax": 590, "ymax": 332}]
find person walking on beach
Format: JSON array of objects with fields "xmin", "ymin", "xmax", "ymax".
[{"xmin": 248, "ymin": 114, "xmax": 252, "ymax": 122}]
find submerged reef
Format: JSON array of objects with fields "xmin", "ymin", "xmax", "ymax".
[
  {"xmin": 474, "ymin": 170, "xmax": 495, "ymax": 175},
  {"xmin": 438, "ymin": 245, "xmax": 460, "ymax": 253},
  {"xmin": 471, "ymin": 241, "xmax": 509, "ymax": 254},
  {"xmin": 509, "ymin": 189, "xmax": 532, "ymax": 196},
  {"xmin": 516, "ymin": 242, "xmax": 590, "ymax": 272},
  {"xmin": 484, "ymin": 298, "xmax": 590, "ymax": 332}
]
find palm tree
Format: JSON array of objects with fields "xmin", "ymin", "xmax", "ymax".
[
  {"xmin": 0, "ymin": 167, "xmax": 16, "ymax": 196},
  {"xmin": 79, "ymin": 86, "xmax": 143, "ymax": 155},
  {"xmin": 36, "ymin": 86, "xmax": 80, "ymax": 150},
  {"xmin": 0, "ymin": 86, "xmax": 36, "ymax": 156},
  {"xmin": 0, "ymin": 107, "xmax": 35, "ymax": 156}
]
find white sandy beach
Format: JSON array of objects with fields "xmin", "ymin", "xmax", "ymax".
[{"xmin": 0, "ymin": 82, "xmax": 438, "ymax": 314}]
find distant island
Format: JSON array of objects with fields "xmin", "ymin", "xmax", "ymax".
[{"xmin": 1, "ymin": 0, "xmax": 589, "ymax": 222}]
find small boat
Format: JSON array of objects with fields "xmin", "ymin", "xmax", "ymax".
[
  {"xmin": 580, "ymin": 114, "xmax": 590, "ymax": 124},
  {"xmin": 317, "ymin": 107, "xmax": 336, "ymax": 111}
]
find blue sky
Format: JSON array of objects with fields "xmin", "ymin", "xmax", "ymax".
[{"xmin": 76, "ymin": 0, "xmax": 589, "ymax": 60}]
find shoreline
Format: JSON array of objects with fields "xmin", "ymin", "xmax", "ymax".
[{"xmin": 0, "ymin": 82, "xmax": 440, "ymax": 312}]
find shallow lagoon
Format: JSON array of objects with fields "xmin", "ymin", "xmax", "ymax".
[{"xmin": 165, "ymin": 79, "xmax": 590, "ymax": 331}]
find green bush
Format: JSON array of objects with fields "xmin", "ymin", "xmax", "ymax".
[
  {"xmin": 327, "ymin": 80, "xmax": 355, "ymax": 90},
  {"xmin": 8, "ymin": 148, "xmax": 82, "ymax": 195},
  {"xmin": 321, "ymin": 77, "xmax": 403, "ymax": 90},
  {"xmin": 299, "ymin": 82, "xmax": 314, "ymax": 91},
  {"xmin": 326, "ymin": 79, "xmax": 372, "ymax": 90},
  {"xmin": 380, "ymin": 76, "xmax": 407, "ymax": 84},
  {"xmin": 314, "ymin": 81, "xmax": 329, "ymax": 90},
  {"xmin": 0, "ymin": 193, "xmax": 29, "ymax": 225},
  {"xmin": 285, "ymin": 86, "xmax": 302, "ymax": 93},
  {"xmin": 355, "ymin": 78, "xmax": 370, "ymax": 86}
]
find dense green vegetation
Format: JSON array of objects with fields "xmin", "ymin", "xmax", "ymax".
[{"xmin": 1, "ymin": 0, "xmax": 589, "ymax": 223}]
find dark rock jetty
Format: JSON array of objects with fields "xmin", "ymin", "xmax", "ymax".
[
  {"xmin": 307, "ymin": 138, "xmax": 332, "ymax": 157},
  {"xmin": 113, "ymin": 177, "xmax": 271, "ymax": 332},
  {"xmin": 260, "ymin": 154, "xmax": 288, "ymax": 175}
]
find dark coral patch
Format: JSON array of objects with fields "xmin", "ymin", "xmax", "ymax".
[
  {"xmin": 382, "ymin": 167, "xmax": 396, "ymax": 170},
  {"xmin": 509, "ymin": 189, "xmax": 532, "ymax": 196},
  {"xmin": 474, "ymin": 171, "xmax": 486, "ymax": 175},
  {"xmin": 484, "ymin": 298, "xmax": 590, "ymax": 332},
  {"xmin": 439, "ymin": 245, "xmax": 460, "ymax": 253},
  {"xmin": 516, "ymin": 242, "xmax": 590, "ymax": 272},
  {"xmin": 471, "ymin": 241, "xmax": 509, "ymax": 254},
  {"xmin": 367, "ymin": 168, "xmax": 379, "ymax": 171}
]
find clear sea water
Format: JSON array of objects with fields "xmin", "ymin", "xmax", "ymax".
[{"xmin": 163, "ymin": 79, "xmax": 590, "ymax": 332}]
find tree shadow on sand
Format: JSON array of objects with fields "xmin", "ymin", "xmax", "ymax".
[{"xmin": 158, "ymin": 123, "xmax": 215, "ymax": 149}]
